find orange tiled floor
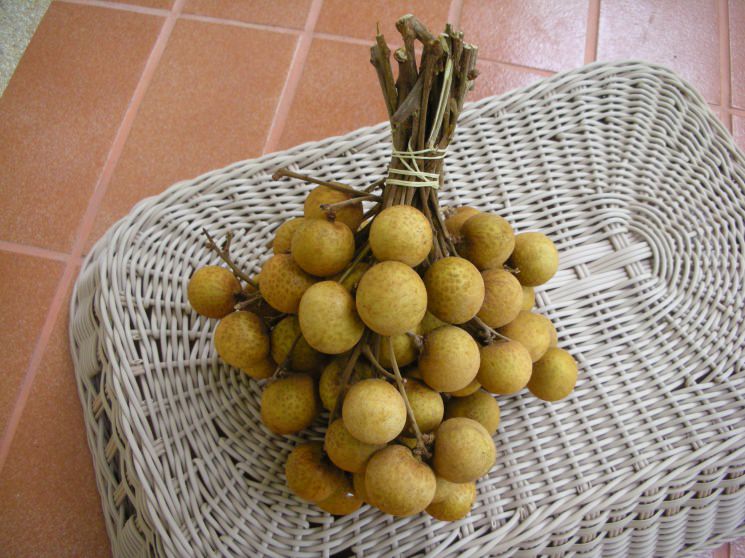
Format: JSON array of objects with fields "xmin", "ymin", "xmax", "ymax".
[{"xmin": 0, "ymin": 1, "xmax": 742, "ymax": 556}]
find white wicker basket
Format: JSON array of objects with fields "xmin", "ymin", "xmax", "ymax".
[{"xmin": 70, "ymin": 61, "xmax": 745, "ymax": 558}]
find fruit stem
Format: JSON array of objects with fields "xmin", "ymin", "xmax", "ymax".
[
  {"xmin": 337, "ymin": 243, "xmax": 371, "ymax": 285},
  {"xmin": 386, "ymin": 336, "xmax": 431, "ymax": 459},
  {"xmin": 328, "ymin": 336, "xmax": 366, "ymax": 425},
  {"xmin": 470, "ymin": 316, "xmax": 511, "ymax": 342},
  {"xmin": 321, "ymin": 196, "xmax": 379, "ymax": 221},
  {"xmin": 273, "ymin": 168, "xmax": 382, "ymax": 201},
  {"xmin": 202, "ymin": 228, "xmax": 257, "ymax": 288},
  {"xmin": 271, "ymin": 333, "xmax": 302, "ymax": 379},
  {"xmin": 360, "ymin": 345, "xmax": 396, "ymax": 380}
]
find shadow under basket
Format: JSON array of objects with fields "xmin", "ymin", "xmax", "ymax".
[{"xmin": 69, "ymin": 60, "xmax": 745, "ymax": 558}]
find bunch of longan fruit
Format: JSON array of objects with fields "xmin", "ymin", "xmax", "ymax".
[{"xmin": 188, "ymin": 180, "xmax": 577, "ymax": 521}]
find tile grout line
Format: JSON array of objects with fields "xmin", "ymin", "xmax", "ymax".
[
  {"xmin": 261, "ymin": 0, "xmax": 324, "ymax": 154},
  {"xmin": 448, "ymin": 0, "xmax": 464, "ymax": 28},
  {"xmin": 0, "ymin": 0, "xmax": 185, "ymax": 475},
  {"xmin": 0, "ymin": 241, "xmax": 72, "ymax": 263},
  {"xmin": 180, "ymin": 13, "xmax": 302, "ymax": 36},
  {"xmin": 717, "ymin": 0, "xmax": 733, "ymax": 132},
  {"xmin": 584, "ymin": 0, "xmax": 601, "ymax": 64}
]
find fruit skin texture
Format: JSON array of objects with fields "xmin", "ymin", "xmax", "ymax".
[
  {"xmin": 298, "ymin": 281, "xmax": 364, "ymax": 354},
  {"xmin": 356, "ymin": 261, "xmax": 427, "ymax": 336},
  {"xmin": 478, "ymin": 268, "xmax": 523, "ymax": 328},
  {"xmin": 319, "ymin": 359, "xmax": 374, "ymax": 412},
  {"xmin": 447, "ymin": 378, "xmax": 481, "ymax": 397},
  {"xmin": 426, "ymin": 481, "xmax": 476, "ymax": 521},
  {"xmin": 343, "ymin": 379, "xmax": 407, "ymax": 444},
  {"xmin": 433, "ymin": 418, "xmax": 496, "ymax": 483},
  {"xmin": 461, "ymin": 213, "xmax": 515, "ymax": 270},
  {"xmin": 214, "ymin": 311, "xmax": 270, "ymax": 371},
  {"xmin": 404, "ymin": 380, "xmax": 444, "ymax": 433},
  {"xmin": 528, "ymin": 348, "xmax": 577, "ymax": 401},
  {"xmin": 285, "ymin": 442, "xmax": 346, "ymax": 502},
  {"xmin": 509, "ymin": 232, "xmax": 559, "ymax": 286},
  {"xmin": 259, "ymin": 254, "xmax": 316, "ymax": 313},
  {"xmin": 424, "ymin": 257, "xmax": 485, "ymax": 324},
  {"xmin": 445, "ymin": 390, "xmax": 500, "ymax": 435},
  {"xmin": 291, "ymin": 218, "xmax": 355, "ymax": 277},
  {"xmin": 419, "ymin": 326, "xmax": 480, "ymax": 393},
  {"xmin": 316, "ymin": 476, "xmax": 363, "ymax": 516},
  {"xmin": 324, "ymin": 419, "xmax": 384, "ymax": 473},
  {"xmin": 273, "ymin": 217, "xmax": 305, "ymax": 254},
  {"xmin": 187, "ymin": 266, "xmax": 241, "ymax": 319},
  {"xmin": 364, "ymin": 445, "xmax": 437, "ymax": 516},
  {"xmin": 304, "ymin": 186, "xmax": 364, "ymax": 232},
  {"xmin": 270, "ymin": 315, "xmax": 324, "ymax": 373},
  {"xmin": 445, "ymin": 206, "xmax": 480, "ymax": 238},
  {"xmin": 243, "ymin": 357, "xmax": 276, "ymax": 380},
  {"xmin": 477, "ymin": 340, "xmax": 533, "ymax": 395},
  {"xmin": 260, "ymin": 374, "xmax": 318, "ymax": 435},
  {"xmin": 521, "ymin": 285, "xmax": 535, "ymax": 311},
  {"xmin": 498, "ymin": 311, "xmax": 551, "ymax": 363},
  {"xmin": 420, "ymin": 310, "xmax": 447, "ymax": 334},
  {"xmin": 369, "ymin": 205, "xmax": 433, "ymax": 267}
]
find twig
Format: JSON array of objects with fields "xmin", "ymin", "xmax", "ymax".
[
  {"xmin": 337, "ymin": 243, "xmax": 371, "ymax": 285},
  {"xmin": 471, "ymin": 316, "xmax": 511, "ymax": 342},
  {"xmin": 272, "ymin": 168, "xmax": 382, "ymax": 200},
  {"xmin": 361, "ymin": 346, "xmax": 396, "ymax": 380},
  {"xmin": 321, "ymin": 196, "xmax": 379, "ymax": 220},
  {"xmin": 202, "ymin": 229, "xmax": 257, "ymax": 287},
  {"xmin": 328, "ymin": 337, "xmax": 365, "ymax": 425}
]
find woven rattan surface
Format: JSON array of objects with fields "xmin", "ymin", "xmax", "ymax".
[{"xmin": 69, "ymin": 61, "xmax": 745, "ymax": 557}]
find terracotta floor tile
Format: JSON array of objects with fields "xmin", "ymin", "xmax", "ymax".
[
  {"xmin": 0, "ymin": 280, "xmax": 110, "ymax": 558},
  {"xmin": 0, "ymin": 3, "xmax": 162, "ymax": 252},
  {"xmin": 315, "ymin": 0, "xmax": 451, "ymax": 43},
  {"xmin": 277, "ymin": 38, "xmax": 389, "ymax": 150},
  {"xmin": 183, "ymin": 0, "xmax": 311, "ymax": 28},
  {"xmin": 471, "ymin": 60, "xmax": 548, "ymax": 102},
  {"xmin": 734, "ymin": 115, "xmax": 745, "ymax": 152},
  {"xmin": 731, "ymin": 0, "xmax": 745, "ymax": 109},
  {"xmin": 461, "ymin": 0, "xmax": 588, "ymax": 72},
  {"xmin": 117, "ymin": 0, "xmax": 173, "ymax": 8},
  {"xmin": 86, "ymin": 19, "xmax": 296, "ymax": 249},
  {"xmin": 597, "ymin": 0, "xmax": 720, "ymax": 104},
  {"xmin": 0, "ymin": 251, "xmax": 64, "ymax": 434}
]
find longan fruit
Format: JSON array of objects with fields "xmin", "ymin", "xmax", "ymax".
[
  {"xmin": 498, "ymin": 311, "xmax": 551, "ymax": 362},
  {"xmin": 433, "ymin": 418, "xmax": 496, "ymax": 483},
  {"xmin": 242, "ymin": 357, "xmax": 276, "ymax": 380},
  {"xmin": 426, "ymin": 481, "xmax": 476, "ymax": 521},
  {"xmin": 405, "ymin": 379, "xmax": 444, "ymax": 433},
  {"xmin": 304, "ymin": 186, "xmax": 363, "ymax": 232},
  {"xmin": 528, "ymin": 348, "xmax": 577, "ymax": 401},
  {"xmin": 521, "ymin": 285, "xmax": 535, "ymax": 311},
  {"xmin": 356, "ymin": 261, "xmax": 427, "ymax": 336},
  {"xmin": 369, "ymin": 205, "xmax": 433, "ymax": 267},
  {"xmin": 460, "ymin": 213, "xmax": 515, "ymax": 270},
  {"xmin": 419, "ymin": 310, "xmax": 447, "ymax": 334},
  {"xmin": 445, "ymin": 390, "xmax": 500, "ymax": 435},
  {"xmin": 214, "ymin": 311, "xmax": 270, "ymax": 371},
  {"xmin": 477, "ymin": 268, "xmax": 523, "ymax": 328},
  {"xmin": 447, "ymin": 378, "xmax": 481, "ymax": 398},
  {"xmin": 333, "ymin": 261, "xmax": 370, "ymax": 292},
  {"xmin": 187, "ymin": 266, "xmax": 241, "ymax": 319},
  {"xmin": 379, "ymin": 326, "xmax": 422, "ymax": 369},
  {"xmin": 424, "ymin": 257, "xmax": 485, "ymax": 324},
  {"xmin": 509, "ymin": 232, "xmax": 559, "ymax": 286},
  {"xmin": 318, "ymin": 359, "xmax": 373, "ymax": 412},
  {"xmin": 291, "ymin": 218, "xmax": 355, "ymax": 277},
  {"xmin": 445, "ymin": 206, "xmax": 480, "ymax": 238},
  {"xmin": 477, "ymin": 340, "xmax": 533, "ymax": 395},
  {"xmin": 364, "ymin": 445, "xmax": 436, "ymax": 516},
  {"xmin": 316, "ymin": 476, "xmax": 363, "ymax": 516},
  {"xmin": 258, "ymin": 254, "xmax": 315, "ymax": 313},
  {"xmin": 270, "ymin": 315, "xmax": 324, "ymax": 373},
  {"xmin": 352, "ymin": 469, "xmax": 369, "ymax": 503},
  {"xmin": 342, "ymin": 379, "xmax": 407, "ymax": 444},
  {"xmin": 285, "ymin": 442, "xmax": 346, "ymax": 502},
  {"xmin": 260, "ymin": 374, "xmax": 318, "ymax": 435},
  {"xmin": 324, "ymin": 418, "xmax": 384, "ymax": 473},
  {"xmin": 273, "ymin": 217, "xmax": 305, "ymax": 254},
  {"xmin": 537, "ymin": 314, "xmax": 559, "ymax": 347},
  {"xmin": 298, "ymin": 281, "xmax": 364, "ymax": 354},
  {"xmin": 419, "ymin": 326, "xmax": 480, "ymax": 393}
]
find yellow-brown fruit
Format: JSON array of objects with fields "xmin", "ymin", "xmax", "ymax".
[
  {"xmin": 461, "ymin": 213, "xmax": 515, "ymax": 270},
  {"xmin": 369, "ymin": 205, "xmax": 433, "ymax": 267},
  {"xmin": 424, "ymin": 257, "xmax": 485, "ymax": 324},
  {"xmin": 319, "ymin": 359, "xmax": 374, "ymax": 412},
  {"xmin": 271, "ymin": 315, "xmax": 324, "ymax": 373},
  {"xmin": 285, "ymin": 442, "xmax": 346, "ymax": 502},
  {"xmin": 324, "ymin": 419, "xmax": 384, "ymax": 473},
  {"xmin": 509, "ymin": 232, "xmax": 559, "ymax": 286},
  {"xmin": 420, "ymin": 310, "xmax": 447, "ymax": 334},
  {"xmin": 404, "ymin": 379, "xmax": 444, "ymax": 433},
  {"xmin": 498, "ymin": 311, "xmax": 551, "ymax": 362},
  {"xmin": 259, "ymin": 254, "xmax": 315, "ymax": 313},
  {"xmin": 445, "ymin": 206, "xmax": 480, "ymax": 238},
  {"xmin": 214, "ymin": 311, "xmax": 270, "ymax": 370},
  {"xmin": 521, "ymin": 285, "xmax": 535, "ymax": 311},
  {"xmin": 537, "ymin": 314, "xmax": 559, "ymax": 347},
  {"xmin": 477, "ymin": 268, "xmax": 523, "ymax": 328},
  {"xmin": 316, "ymin": 476, "xmax": 363, "ymax": 516},
  {"xmin": 445, "ymin": 390, "xmax": 500, "ymax": 435},
  {"xmin": 304, "ymin": 186, "xmax": 364, "ymax": 232},
  {"xmin": 419, "ymin": 326, "xmax": 480, "ymax": 392},
  {"xmin": 447, "ymin": 378, "xmax": 481, "ymax": 397},
  {"xmin": 352, "ymin": 470, "xmax": 369, "ymax": 503},
  {"xmin": 273, "ymin": 217, "xmax": 305, "ymax": 254},
  {"xmin": 356, "ymin": 261, "xmax": 427, "ymax": 336},
  {"xmin": 298, "ymin": 281, "xmax": 364, "ymax": 354},
  {"xmin": 364, "ymin": 445, "xmax": 436, "ymax": 516},
  {"xmin": 343, "ymin": 379, "xmax": 407, "ymax": 444},
  {"xmin": 243, "ymin": 357, "xmax": 276, "ymax": 380},
  {"xmin": 426, "ymin": 481, "xmax": 476, "ymax": 521},
  {"xmin": 478, "ymin": 340, "xmax": 532, "ymax": 395},
  {"xmin": 379, "ymin": 326, "xmax": 422, "ymax": 369},
  {"xmin": 187, "ymin": 266, "xmax": 241, "ymax": 319},
  {"xmin": 260, "ymin": 374, "xmax": 318, "ymax": 435},
  {"xmin": 433, "ymin": 418, "xmax": 496, "ymax": 483},
  {"xmin": 334, "ymin": 261, "xmax": 370, "ymax": 292},
  {"xmin": 291, "ymin": 218, "xmax": 355, "ymax": 277},
  {"xmin": 528, "ymin": 348, "xmax": 577, "ymax": 401}
]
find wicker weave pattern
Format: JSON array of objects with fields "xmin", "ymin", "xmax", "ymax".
[{"xmin": 69, "ymin": 61, "xmax": 745, "ymax": 557}]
